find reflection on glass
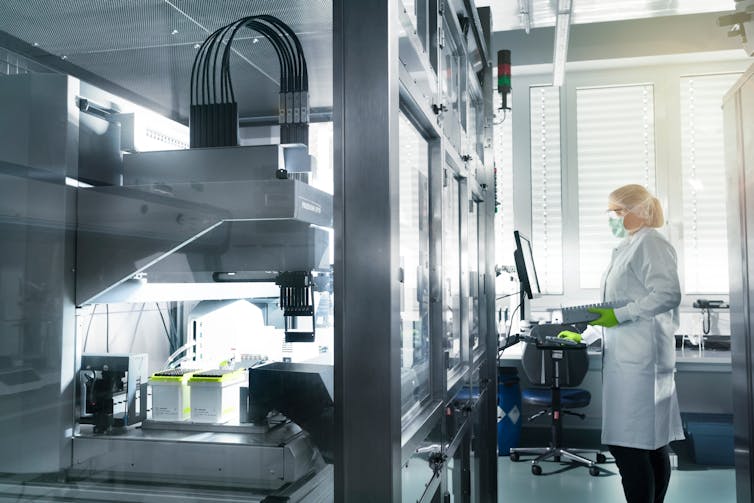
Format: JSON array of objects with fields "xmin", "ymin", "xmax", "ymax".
[
  {"xmin": 466, "ymin": 96, "xmax": 477, "ymax": 166},
  {"xmin": 476, "ymin": 201, "xmax": 486, "ymax": 351},
  {"xmin": 308, "ymin": 121, "xmax": 334, "ymax": 195},
  {"xmin": 469, "ymin": 98, "xmax": 484, "ymax": 160},
  {"xmin": 444, "ymin": 176, "xmax": 461, "ymax": 375},
  {"xmin": 399, "ymin": 113, "xmax": 431, "ymax": 418},
  {"xmin": 469, "ymin": 201, "xmax": 479, "ymax": 351},
  {"xmin": 399, "ymin": 0, "xmax": 429, "ymax": 51},
  {"xmin": 441, "ymin": 19, "xmax": 462, "ymax": 152}
]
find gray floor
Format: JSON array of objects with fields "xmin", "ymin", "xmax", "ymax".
[{"xmin": 498, "ymin": 454, "xmax": 735, "ymax": 502}]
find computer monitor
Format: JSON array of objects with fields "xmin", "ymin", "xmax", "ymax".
[{"xmin": 513, "ymin": 230, "xmax": 541, "ymax": 300}]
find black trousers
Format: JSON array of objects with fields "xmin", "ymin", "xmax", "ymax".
[{"xmin": 608, "ymin": 444, "xmax": 671, "ymax": 503}]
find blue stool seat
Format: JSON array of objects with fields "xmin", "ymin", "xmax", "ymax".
[{"xmin": 522, "ymin": 388, "xmax": 591, "ymax": 408}]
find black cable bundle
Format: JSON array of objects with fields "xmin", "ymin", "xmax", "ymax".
[{"xmin": 189, "ymin": 15, "xmax": 309, "ymax": 148}]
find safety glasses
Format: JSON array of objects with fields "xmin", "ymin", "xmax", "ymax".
[{"xmin": 606, "ymin": 208, "xmax": 628, "ymax": 219}]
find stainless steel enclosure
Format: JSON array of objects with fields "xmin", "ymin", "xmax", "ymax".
[
  {"xmin": 334, "ymin": 1, "xmax": 496, "ymax": 500},
  {"xmin": 76, "ymin": 147, "xmax": 333, "ymax": 304},
  {"xmin": 0, "ymin": 74, "xmax": 78, "ymax": 474}
]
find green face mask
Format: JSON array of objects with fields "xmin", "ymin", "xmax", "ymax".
[{"xmin": 609, "ymin": 217, "xmax": 627, "ymax": 238}]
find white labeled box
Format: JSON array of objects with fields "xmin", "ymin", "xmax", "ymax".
[
  {"xmin": 188, "ymin": 369, "xmax": 246, "ymax": 423},
  {"xmin": 149, "ymin": 369, "xmax": 199, "ymax": 421}
]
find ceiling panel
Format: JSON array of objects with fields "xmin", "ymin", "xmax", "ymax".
[
  {"xmin": 0, "ymin": 0, "xmax": 332, "ymax": 121},
  {"xmin": 1, "ymin": 0, "xmax": 203, "ymax": 54}
]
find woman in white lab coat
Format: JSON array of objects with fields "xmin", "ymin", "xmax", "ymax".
[{"xmin": 587, "ymin": 184, "xmax": 684, "ymax": 503}]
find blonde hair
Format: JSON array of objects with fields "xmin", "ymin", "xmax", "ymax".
[{"xmin": 609, "ymin": 184, "xmax": 664, "ymax": 228}]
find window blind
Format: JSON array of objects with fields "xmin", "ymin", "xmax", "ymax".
[
  {"xmin": 680, "ymin": 73, "xmax": 741, "ymax": 294},
  {"xmin": 577, "ymin": 85, "xmax": 656, "ymax": 289},
  {"xmin": 530, "ymin": 86, "xmax": 563, "ymax": 294},
  {"xmin": 493, "ymin": 90, "xmax": 515, "ymax": 268}
]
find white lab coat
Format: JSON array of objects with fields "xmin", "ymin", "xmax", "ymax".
[{"xmin": 600, "ymin": 226, "xmax": 685, "ymax": 450}]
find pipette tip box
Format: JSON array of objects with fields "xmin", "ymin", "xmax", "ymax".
[
  {"xmin": 149, "ymin": 368, "xmax": 200, "ymax": 421},
  {"xmin": 188, "ymin": 369, "xmax": 246, "ymax": 423}
]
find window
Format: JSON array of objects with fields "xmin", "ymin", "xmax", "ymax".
[
  {"xmin": 680, "ymin": 73, "xmax": 741, "ymax": 294},
  {"xmin": 468, "ymin": 199, "xmax": 480, "ymax": 350},
  {"xmin": 442, "ymin": 173, "xmax": 465, "ymax": 378},
  {"xmin": 577, "ymin": 85, "xmax": 656, "ymax": 288},
  {"xmin": 308, "ymin": 122, "xmax": 334, "ymax": 195},
  {"xmin": 444, "ymin": 174, "xmax": 462, "ymax": 377},
  {"xmin": 530, "ymin": 86, "xmax": 563, "ymax": 294},
  {"xmin": 493, "ymin": 91, "xmax": 514, "ymax": 268},
  {"xmin": 441, "ymin": 17, "xmax": 463, "ymax": 154},
  {"xmin": 398, "ymin": 112, "xmax": 430, "ymax": 417}
]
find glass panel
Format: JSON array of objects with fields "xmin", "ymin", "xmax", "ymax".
[
  {"xmin": 399, "ymin": 113, "xmax": 431, "ymax": 418},
  {"xmin": 308, "ymin": 121, "xmax": 336, "ymax": 275},
  {"xmin": 403, "ymin": 0, "xmax": 417, "ymax": 28},
  {"xmin": 444, "ymin": 175, "xmax": 462, "ymax": 376},
  {"xmin": 0, "ymin": 88, "xmax": 75, "ymax": 480},
  {"xmin": 468, "ymin": 200, "xmax": 480, "ymax": 351},
  {"xmin": 400, "ymin": 0, "xmax": 428, "ymax": 51},
  {"xmin": 476, "ymin": 201, "xmax": 486, "ymax": 352},
  {"xmin": 441, "ymin": 18, "xmax": 462, "ymax": 153},
  {"xmin": 465, "ymin": 95, "xmax": 485, "ymax": 175},
  {"xmin": 0, "ymin": 45, "xmax": 335, "ymax": 500},
  {"xmin": 474, "ymin": 99, "xmax": 485, "ymax": 160},
  {"xmin": 466, "ymin": 95, "xmax": 475, "ymax": 137},
  {"xmin": 309, "ymin": 121, "xmax": 334, "ymax": 195}
]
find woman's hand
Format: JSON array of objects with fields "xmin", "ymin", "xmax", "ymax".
[
  {"xmin": 557, "ymin": 330, "xmax": 582, "ymax": 343},
  {"xmin": 588, "ymin": 307, "xmax": 619, "ymax": 327}
]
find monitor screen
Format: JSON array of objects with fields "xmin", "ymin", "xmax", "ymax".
[{"xmin": 513, "ymin": 231, "xmax": 541, "ymax": 299}]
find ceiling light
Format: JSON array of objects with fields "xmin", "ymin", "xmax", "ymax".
[
  {"xmin": 171, "ymin": 29, "xmax": 179, "ymax": 35},
  {"xmin": 193, "ymin": 43, "xmax": 201, "ymax": 49},
  {"xmin": 518, "ymin": 0, "xmax": 532, "ymax": 34}
]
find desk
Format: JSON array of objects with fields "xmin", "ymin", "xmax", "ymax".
[
  {"xmin": 675, "ymin": 349, "xmax": 731, "ymax": 415},
  {"xmin": 500, "ymin": 343, "xmax": 731, "ymax": 430}
]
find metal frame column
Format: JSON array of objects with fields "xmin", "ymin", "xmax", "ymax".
[
  {"xmin": 476, "ymin": 6, "xmax": 499, "ymax": 502},
  {"xmin": 334, "ymin": 0, "xmax": 401, "ymax": 500},
  {"xmin": 724, "ymin": 64, "xmax": 754, "ymax": 503}
]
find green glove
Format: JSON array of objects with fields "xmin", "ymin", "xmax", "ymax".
[
  {"xmin": 588, "ymin": 307, "xmax": 619, "ymax": 328},
  {"xmin": 557, "ymin": 330, "xmax": 582, "ymax": 343}
]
